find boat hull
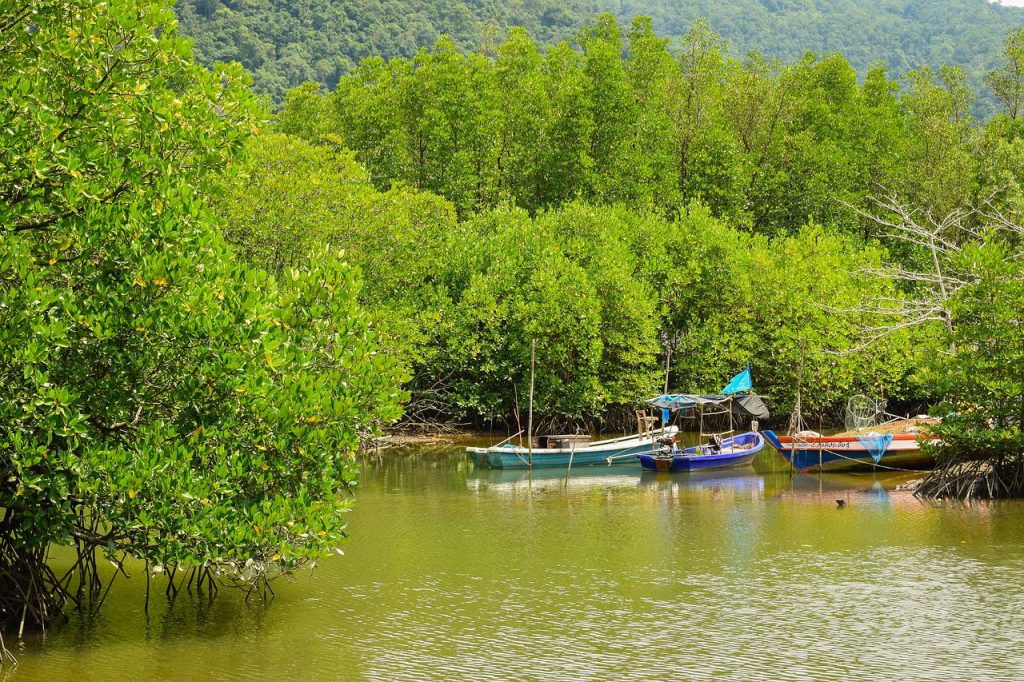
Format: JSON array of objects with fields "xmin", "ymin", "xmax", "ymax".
[
  {"xmin": 467, "ymin": 429, "xmax": 674, "ymax": 469},
  {"xmin": 763, "ymin": 430, "xmax": 937, "ymax": 473},
  {"xmin": 637, "ymin": 432, "xmax": 765, "ymax": 473}
]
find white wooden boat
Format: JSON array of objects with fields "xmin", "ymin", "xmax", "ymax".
[{"xmin": 467, "ymin": 427, "xmax": 678, "ymax": 469}]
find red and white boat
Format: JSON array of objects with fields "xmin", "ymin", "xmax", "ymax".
[{"xmin": 763, "ymin": 418, "xmax": 940, "ymax": 473}]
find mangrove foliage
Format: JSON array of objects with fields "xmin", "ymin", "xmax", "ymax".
[{"xmin": 0, "ymin": 0, "xmax": 405, "ymax": 631}]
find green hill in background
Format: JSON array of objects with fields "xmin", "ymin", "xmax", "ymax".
[{"xmin": 176, "ymin": 0, "xmax": 1024, "ymax": 112}]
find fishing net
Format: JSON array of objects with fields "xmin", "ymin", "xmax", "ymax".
[
  {"xmin": 845, "ymin": 395, "xmax": 882, "ymax": 433},
  {"xmin": 855, "ymin": 432, "xmax": 893, "ymax": 464}
]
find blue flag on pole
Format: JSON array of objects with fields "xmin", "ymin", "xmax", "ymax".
[{"xmin": 721, "ymin": 366, "xmax": 753, "ymax": 395}]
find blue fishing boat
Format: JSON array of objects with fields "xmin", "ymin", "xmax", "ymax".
[
  {"xmin": 638, "ymin": 431, "xmax": 766, "ymax": 473},
  {"xmin": 639, "ymin": 367, "xmax": 771, "ymax": 473}
]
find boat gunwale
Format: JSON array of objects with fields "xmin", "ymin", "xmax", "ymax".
[{"xmin": 775, "ymin": 433, "xmax": 935, "ymax": 445}]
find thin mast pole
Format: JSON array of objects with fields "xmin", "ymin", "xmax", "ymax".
[
  {"xmin": 699, "ymin": 404, "xmax": 704, "ymax": 444},
  {"xmin": 662, "ymin": 336, "xmax": 672, "ymax": 437},
  {"xmin": 528, "ymin": 339, "xmax": 535, "ymax": 469},
  {"xmin": 663, "ymin": 344, "xmax": 671, "ymax": 394},
  {"xmin": 729, "ymin": 396, "xmax": 734, "ymax": 437}
]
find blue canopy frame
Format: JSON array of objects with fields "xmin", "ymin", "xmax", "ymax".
[{"xmin": 648, "ymin": 393, "xmax": 770, "ymax": 420}]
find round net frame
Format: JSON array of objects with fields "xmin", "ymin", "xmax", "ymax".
[{"xmin": 845, "ymin": 395, "xmax": 882, "ymax": 433}]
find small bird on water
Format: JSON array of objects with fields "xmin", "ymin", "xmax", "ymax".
[{"xmin": 836, "ymin": 499, "xmax": 846, "ymax": 508}]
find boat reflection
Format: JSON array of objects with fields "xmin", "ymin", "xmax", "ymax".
[
  {"xmin": 776, "ymin": 471, "xmax": 926, "ymax": 507},
  {"xmin": 638, "ymin": 467, "xmax": 770, "ymax": 502},
  {"xmin": 464, "ymin": 461, "xmax": 931, "ymax": 509},
  {"xmin": 466, "ymin": 465, "xmax": 776, "ymax": 498},
  {"xmin": 466, "ymin": 463, "xmax": 645, "ymax": 494}
]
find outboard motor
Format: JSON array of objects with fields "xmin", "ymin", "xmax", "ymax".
[{"xmin": 656, "ymin": 433, "xmax": 678, "ymax": 454}]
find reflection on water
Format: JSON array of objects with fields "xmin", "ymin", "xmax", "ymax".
[
  {"xmin": 467, "ymin": 462, "xmax": 645, "ymax": 493},
  {"xmin": 638, "ymin": 467, "xmax": 768, "ymax": 497},
  {"xmin": 11, "ymin": 443, "xmax": 1024, "ymax": 680}
]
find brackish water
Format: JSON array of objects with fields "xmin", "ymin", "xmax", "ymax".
[{"xmin": 10, "ymin": 444, "xmax": 1024, "ymax": 680}]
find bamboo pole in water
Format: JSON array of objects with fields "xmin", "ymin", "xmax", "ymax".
[
  {"xmin": 819, "ymin": 414, "xmax": 823, "ymax": 472},
  {"xmin": 564, "ymin": 441, "xmax": 576, "ymax": 488},
  {"xmin": 528, "ymin": 339, "xmax": 535, "ymax": 469}
]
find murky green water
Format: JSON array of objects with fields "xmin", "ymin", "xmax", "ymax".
[{"xmin": 10, "ymin": 444, "xmax": 1024, "ymax": 680}]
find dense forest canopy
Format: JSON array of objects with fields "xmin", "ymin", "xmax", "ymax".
[
  {"xmin": 293, "ymin": 18, "xmax": 993, "ymax": 234},
  {"xmin": 175, "ymin": 0, "xmax": 1024, "ymax": 113}
]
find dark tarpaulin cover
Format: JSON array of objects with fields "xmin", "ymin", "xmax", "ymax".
[{"xmin": 648, "ymin": 393, "xmax": 770, "ymax": 420}]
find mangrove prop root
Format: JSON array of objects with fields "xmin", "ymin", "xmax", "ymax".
[
  {"xmin": 0, "ymin": 540, "xmax": 68, "ymax": 637},
  {"xmin": 0, "ymin": 512, "xmax": 293, "ymax": 637},
  {"xmin": 0, "ymin": 540, "xmax": 284, "ymax": 642},
  {"xmin": 0, "ymin": 628, "xmax": 16, "ymax": 669},
  {"xmin": 916, "ymin": 455, "xmax": 1024, "ymax": 500}
]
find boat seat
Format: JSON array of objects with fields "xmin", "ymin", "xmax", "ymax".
[{"xmin": 543, "ymin": 434, "xmax": 591, "ymax": 449}]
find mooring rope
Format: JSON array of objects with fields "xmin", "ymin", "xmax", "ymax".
[
  {"xmin": 797, "ymin": 446, "xmax": 925, "ymax": 473},
  {"xmin": 605, "ymin": 449, "xmax": 664, "ymax": 465}
]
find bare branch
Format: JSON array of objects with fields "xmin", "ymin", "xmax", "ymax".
[{"xmin": 834, "ymin": 313, "xmax": 947, "ymax": 355}]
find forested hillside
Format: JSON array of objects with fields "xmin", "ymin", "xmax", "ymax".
[
  {"xmin": 176, "ymin": 0, "xmax": 1024, "ymax": 111},
  {"xmin": 176, "ymin": 0, "xmax": 596, "ymax": 101}
]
